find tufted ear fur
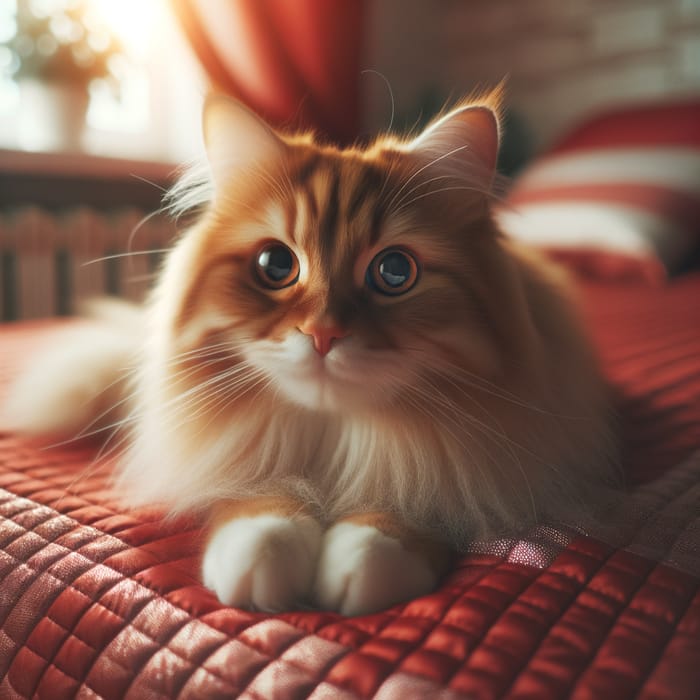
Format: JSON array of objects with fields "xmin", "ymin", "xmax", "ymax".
[
  {"xmin": 203, "ymin": 95, "xmax": 285, "ymax": 192},
  {"xmin": 404, "ymin": 96, "xmax": 501, "ymax": 191}
]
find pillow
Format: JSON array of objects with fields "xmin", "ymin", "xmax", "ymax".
[{"xmin": 497, "ymin": 100, "xmax": 700, "ymax": 282}]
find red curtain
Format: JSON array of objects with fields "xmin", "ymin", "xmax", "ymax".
[{"xmin": 171, "ymin": 0, "xmax": 366, "ymax": 145}]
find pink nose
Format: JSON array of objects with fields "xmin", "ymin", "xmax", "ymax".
[{"xmin": 298, "ymin": 322, "xmax": 348, "ymax": 356}]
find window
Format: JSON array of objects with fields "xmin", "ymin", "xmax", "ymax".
[{"xmin": 0, "ymin": 0, "xmax": 204, "ymax": 163}]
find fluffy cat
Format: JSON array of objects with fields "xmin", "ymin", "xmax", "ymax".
[{"xmin": 2, "ymin": 90, "xmax": 617, "ymax": 615}]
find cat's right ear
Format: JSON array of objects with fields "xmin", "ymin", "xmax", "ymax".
[{"xmin": 203, "ymin": 95, "xmax": 285, "ymax": 191}]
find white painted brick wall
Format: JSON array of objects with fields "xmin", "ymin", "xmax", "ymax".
[
  {"xmin": 591, "ymin": 6, "xmax": 666, "ymax": 55},
  {"xmin": 364, "ymin": 0, "xmax": 700, "ymax": 149},
  {"xmin": 677, "ymin": 0, "xmax": 700, "ymax": 20}
]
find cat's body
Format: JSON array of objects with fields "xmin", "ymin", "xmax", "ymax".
[{"xmin": 2, "ymin": 92, "xmax": 617, "ymax": 615}]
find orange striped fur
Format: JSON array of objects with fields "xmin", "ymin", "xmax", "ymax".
[{"xmin": 107, "ymin": 91, "xmax": 618, "ymax": 613}]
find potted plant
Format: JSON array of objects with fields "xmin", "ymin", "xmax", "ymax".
[{"xmin": 3, "ymin": 0, "xmax": 123, "ymax": 151}]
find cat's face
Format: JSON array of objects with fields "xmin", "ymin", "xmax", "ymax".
[{"xmin": 167, "ymin": 96, "xmax": 508, "ymax": 413}]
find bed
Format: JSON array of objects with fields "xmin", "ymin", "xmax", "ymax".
[{"xmin": 1, "ymin": 103, "xmax": 699, "ymax": 699}]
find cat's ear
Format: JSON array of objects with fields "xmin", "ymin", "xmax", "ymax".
[
  {"xmin": 404, "ymin": 99, "xmax": 501, "ymax": 189},
  {"xmin": 203, "ymin": 95, "xmax": 285, "ymax": 190}
]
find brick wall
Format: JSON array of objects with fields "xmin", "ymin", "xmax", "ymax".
[{"xmin": 364, "ymin": 0, "xmax": 700, "ymax": 151}]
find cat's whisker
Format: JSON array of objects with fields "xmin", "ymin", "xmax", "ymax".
[
  {"xmin": 126, "ymin": 205, "xmax": 173, "ymax": 258},
  {"xmin": 165, "ymin": 340, "xmax": 242, "ymax": 361},
  {"xmin": 88, "ymin": 349, "xmax": 243, "ymax": 416},
  {"xmin": 162, "ymin": 363, "xmax": 268, "ymax": 422},
  {"xmin": 400, "ymin": 385, "xmax": 479, "ymax": 461},
  {"xmin": 434, "ymin": 360, "xmax": 579, "ymax": 420},
  {"xmin": 419, "ymin": 367, "xmax": 552, "ymax": 469},
  {"xmin": 444, "ymin": 373, "xmax": 545, "ymax": 413},
  {"xmin": 384, "ymin": 144, "xmax": 469, "ymax": 213},
  {"xmin": 164, "ymin": 364, "xmax": 260, "ymax": 414},
  {"xmin": 434, "ymin": 388, "xmax": 544, "ymax": 518},
  {"xmin": 160, "ymin": 354, "xmax": 242, "ymax": 383},
  {"xmin": 405, "ymin": 346, "xmax": 553, "ymax": 414},
  {"xmin": 249, "ymin": 166, "xmax": 295, "ymax": 207},
  {"xmin": 214, "ymin": 193, "xmax": 262, "ymax": 217},
  {"xmin": 278, "ymin": 168, "xmax": 298, "ymax": 205},
  {"xmin": 402, "ymin": 376, "xmax": 539, "ymax": 520},
  {"xmin": 398, "ymin": 385, "xmax": 498, "ymax": 501},
  {"xmin": 394, "ymin": 185, "xmax": 490, "ymax": 217},
  {"xmin": 159, "ymin": 376, "xmax": 268, "ymax": 447},
  {"xmin": 180, "ymin": 366, "xmax": 268, "ymax": 423},
  {"xmin": 193, "ymin": 379, "xmax": 261, "ymax": 423},
  {"xmin": 68, "ymin": 413, "xmax": 139, "ymax": 448},
  {"xmin": 269, "ymin": 157, "xmax": 297, "ymax": 202},
  {"xmin": 41, "ymin": 407, "xmax": 137, "ymax": 450},
  {"xmin": 159, "ymin": 339, "xmax": 253, "ymax": 369},
  {"xmin": 432, "ymin": 358, "xmax": 535, "ymax": 401},
  {"xmin": 130, "ymin": 174, "xmax": 169, "ymax": 194},
  {"xmin": 68, "ymin": 398, "xmax": 143, "ymax": 468},
  {"xmin": 391, "ymin": 173, "xmax": 462, "ymax": 213},
  {"xmin": 192, "ymin": 369, "xmax": 271, "ymax": 431},
  {"xmin": 82, "ymin": 249, "xmax": 172, "ymax": 267},
  {"xmin": 68, "ymin": 382, "xmax": 137, "ymax": 442},
  {"xmin": 421, "ymin": 378, "xmax": 539, "ymax": 517},
  {"xmin": 92, "ymin": 421, "xmax": 134, "ymax": 464},
  {"xmin": 54, "ymin": 455, "xmax": 115, "ymax": 511},
  {"xmin": 126, "ymin": 359, "xmax": 262, "ymax": 442},
  {"xmin": 361, "ymin": 69, "xmax": 395, "ymax": 134},
  {"xmin": 402, "ymin": 382, "xmax": 482, "ymax": 452}
]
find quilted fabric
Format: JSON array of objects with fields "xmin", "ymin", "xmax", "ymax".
[{"xmin": 1, "ymin": 274, "xmax": 700, "ymax": 699}]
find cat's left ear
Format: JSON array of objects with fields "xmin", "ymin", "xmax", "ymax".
[
  {"xmin": 203, "ymin": 95, "xmax": 286, "ymax": 191},
  {"xmin": 405, "ymin": 100, "xmax": 501, "ymax": 188}
]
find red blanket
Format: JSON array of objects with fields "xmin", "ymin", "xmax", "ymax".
[{"xmin": 1, "ymin": 274, "xmax": 699, "ymax": 699}]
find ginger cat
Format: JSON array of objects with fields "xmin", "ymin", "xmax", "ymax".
[{"xmin": 3, "ymin": 91, "xmax": 616, "ymax": 615}]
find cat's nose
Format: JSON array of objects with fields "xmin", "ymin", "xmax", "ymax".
[{"xmin": 298, "ymin": 322, "xmax": 349, "ymax": 356}]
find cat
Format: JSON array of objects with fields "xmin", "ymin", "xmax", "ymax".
[{"xmin": 2, "ymin": 89, "xmax": 617, "ymax": 616}]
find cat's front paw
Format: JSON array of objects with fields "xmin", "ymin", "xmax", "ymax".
[
  {"xmin": 314, "ymin": 522, "xmax": 438, "ymax": 616},
  {"xmin": 202, "ymin": 514, "xmax": 322, "ymax": 611}
]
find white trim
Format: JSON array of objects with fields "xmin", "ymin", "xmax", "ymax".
[
  {"xmin": 516, "ymin": 147, "xmax": 700, "ymax": 193},
  {"xmin": 497, "ymin": 202, "xmax": 675, "ymax": 257}
]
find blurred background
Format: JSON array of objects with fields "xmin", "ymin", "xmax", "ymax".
[
  {"xmin": 2, "ymin": 0, "xmax": 699, "ymax": 163},
  {"xmin": 368, "ymin": 1, "xmax": 700, "ymax": 152},
  {"xmin": 1, "ymin": 0, "xmax": 699, "ymax": 320},
  {"xmin": 0, "ymin": 0, "xmax": 202, "ymax": 161}
]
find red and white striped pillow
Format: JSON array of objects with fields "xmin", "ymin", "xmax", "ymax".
[{"xmin": 498, "ymin": 101, "xmax": 700, "ymax": 281}]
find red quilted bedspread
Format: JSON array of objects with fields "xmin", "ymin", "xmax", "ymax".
[{"xmin": 1, "ymin": 273, "xmax": 699, "ymax": 699}]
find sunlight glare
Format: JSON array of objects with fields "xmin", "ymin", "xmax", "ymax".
[{"xmin": 87, "ymin": 0, "xmax": 164, "ymax": 59}]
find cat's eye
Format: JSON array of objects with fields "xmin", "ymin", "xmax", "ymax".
[
  {"xmin": 366, "ymin": 248, "xmax": 419, "ymax": 296},
  {"xmin": 254, "ymin": 242, "xmax": 300, "ymax": 289}
]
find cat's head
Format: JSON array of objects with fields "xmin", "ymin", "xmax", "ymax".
[{"xmin": 161, "ymin": 90, "xmax": 522, "ymax": 414}]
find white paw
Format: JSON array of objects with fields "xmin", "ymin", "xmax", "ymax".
[
  {"xmin": 314, "ymin": 522, "xmax": 437, "ymax": 616},
  {"xmin": 202, "ymin": 514, "xmax": 322, "ymax": 611}
]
